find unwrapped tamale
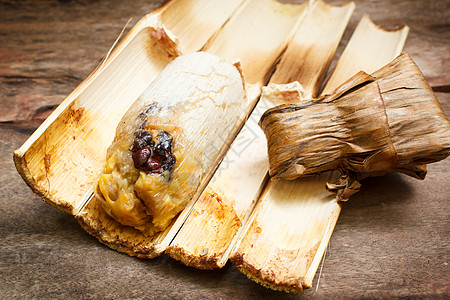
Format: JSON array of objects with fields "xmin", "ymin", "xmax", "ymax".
[
  {"xmin": 259, "ymin": 54, "xmax": 450, "ymax": 199},
  {"xmin": 95, "ymin": 52, "xmax": 247, "ymax": 235}
]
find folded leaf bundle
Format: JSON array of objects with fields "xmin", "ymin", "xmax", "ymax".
[
  {"xmin": 95, "ymin": 52, "xmax": 247, "ymax": 236},
  {"xmin": 259, "ymin": 54, "xmax": 450, "ymax": 199}
]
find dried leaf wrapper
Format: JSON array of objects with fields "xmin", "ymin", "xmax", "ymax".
[{"xmin": 260, "ymin": 54, "xmax": 450, "ymax": 199}]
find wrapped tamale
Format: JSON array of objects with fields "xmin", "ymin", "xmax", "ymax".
[
  {"xmin": 95, "ymin": 52, "xmax": 247, "ymax": 236},
  {"xmin": 259, "ymin": 54, "xmax": 450, "ymax": 200}
]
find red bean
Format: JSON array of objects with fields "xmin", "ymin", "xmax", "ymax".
[
  {"xmin": 131, "ymin": 129, "xmax": 176, "ymax": 175},
  {"xmin": 145, "ymin": 157, "xmax": 162, "ymax": 173},
  {"xmin": 132, "ymin": 147, "xmax": 151, "ymax": 169}
]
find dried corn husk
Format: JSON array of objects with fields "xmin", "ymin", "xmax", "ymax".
[{"xmin": 260, "ymin": 54, "xmax": 450, "ymax": 200}]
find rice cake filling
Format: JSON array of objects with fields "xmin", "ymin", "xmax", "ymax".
[{"xmin": 96, "ymin": 124, "xmax": 195, "ymax": 236}]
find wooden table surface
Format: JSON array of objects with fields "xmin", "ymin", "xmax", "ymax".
[{"xmin": 1, "ymin": 0, "xmax": 449, "ymax": 298}]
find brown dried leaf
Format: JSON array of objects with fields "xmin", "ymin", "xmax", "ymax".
[{"xmin": 260, "ymin": 54, "xmax": 450, "ymax": 192}]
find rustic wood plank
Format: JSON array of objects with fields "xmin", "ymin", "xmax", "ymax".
[
  {"xmin": 323, "ymin": 0, "xmax": 450, "ymax": 91},
  {"xmin": 2, "ymin": 92, "xmax": 448, "ymax": 298},
  {"xmin": 0, "ymin": 1, "xmax": 156, "ymax": 123},
  {"xmin": 1, "ymin": 0, "xmax": 449, "ymax": 298}
]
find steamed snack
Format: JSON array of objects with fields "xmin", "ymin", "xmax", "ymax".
[
  {"xmin": 95, "ymin": 52, "xmax": 247, "ymax": 235},
  {"xmin": 259, "ymin": 54, "xmax": 450, "ymax": 200}
]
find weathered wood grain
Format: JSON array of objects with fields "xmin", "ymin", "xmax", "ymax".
[
  {"xmin": 323, "ymin": 0, "xmax": 450, "ymax": 92},
  {"xmin": 0, "ymin": 0, "xmax": 162, "ymax": 123},
  {"xmin": 2, "ymin": 93, "xmax": 449, "ymax": 298},
  {"xmin": 1, "ymin": 0, "xmax": 449, "ymax": 298}
]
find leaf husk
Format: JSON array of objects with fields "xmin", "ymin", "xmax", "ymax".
[{"xmin": 260, "ymin": 54, "xmax": 450, "ymax": 199}]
